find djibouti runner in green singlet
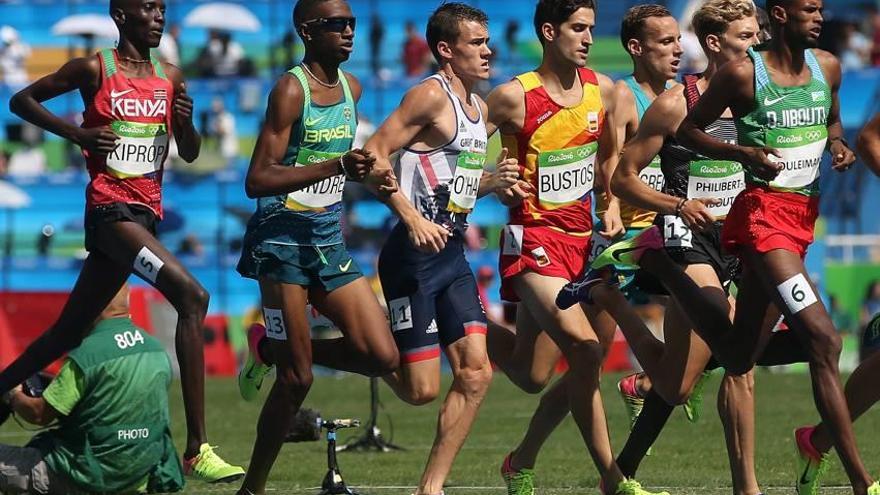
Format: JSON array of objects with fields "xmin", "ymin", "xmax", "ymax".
[
  {"xmin": 672, "ymin": 1, "xmax": 878, "ymax": 494},
  {"xmin": 234, "ymin": 1, "xmax": 399, "ymax": 493}
]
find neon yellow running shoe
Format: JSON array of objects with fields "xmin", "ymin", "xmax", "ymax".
[
  {"xmin": 238, "ymin": 323, "xmax": 273, "ymax": 402},
  {"xmin": 183, "ymin": 443, "xmax": 245, "ymax": 483},
  {"xmin": 868, "ymin": 481, "xmax": 880, "ymax": 495},
  {"xmin": 794, "ymin": 426, "xmax": 830, "ymax": 495},
  {"xmin": 501, "ymin": 452, "xmax": 535, "ymax": 495},
  {"xmin": 614, "ymin": 478, "xmax": 670, "ymax": 495},
  {"xmin": 592, "ymin": 226, "xmax": 663, "ymax": 270},
  {"xmin": 683, "ymin": 370, "xmax": 712, "ymax": 423},
  {"xmin": 618, "ymin": 373, "xmax": 651, "ymax": 456}
]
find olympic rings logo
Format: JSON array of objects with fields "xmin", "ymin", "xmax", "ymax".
[{"xmin": 805, "ymin": 131, "xmax": 823, "ymax": 140}]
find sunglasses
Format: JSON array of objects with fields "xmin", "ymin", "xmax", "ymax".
[{"xmin": 302, "ymin": 16, "xmax": 356, "ymax": 33}]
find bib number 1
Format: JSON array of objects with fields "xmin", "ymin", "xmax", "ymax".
[{"xmin": 662, "ymin": 215, "xmax": 692, "ymax": 248}]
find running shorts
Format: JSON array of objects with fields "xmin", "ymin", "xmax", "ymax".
[
  {"xmin": 378, "ymin": 224, "xmax": 487, "ymax": 364},
  {"xmin": 237, "ymin": 238, "xmax": 362, "ymax": 292},
  {"xmin": 722, "ymin": 187, "xmax": 819, "ymax": 259},
  {"xmin": 84, "ymin": 202, "xmax": 157, "ymax": 253},
  {"xmin": 499, "ymin": 225, "xmax": 589, "ymax": 302}
]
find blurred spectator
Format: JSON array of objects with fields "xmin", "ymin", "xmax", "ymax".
[
  {"xmin": 209, "ymin": 97, "xmax": 238, "ymax": 163},
  {"xmin": 196, "ymin": 30, "xmax": 246, "ymax": 77},
  {"xmin": 402, "ymin": 21, "xmax": 431, "ymax": 78},
  {"xmin": 756, "ymin": 6, "xmax": 771, "ymax": 44},
  {"xmin": 504, "ymin": 19, "xmax": 520, "ymax": 64},
  {"xmin": 679, "ymin": 23, "xmax": 706, "ymax": 74},
  {"xmin": 8, "ymin": 122, "xmax": 46, "ymax": 177},
  {"xmin": 829, "ymin": 295, "xmax": 855, "ymax": 335},
  {"xmin": 0, "ymin": 25, "xmax": 30, "ymax": 86},
  {"xmin": 370, "ymin": 15, "xmax": 384, "ymax": 75},
  {"xmin": 178, "ymin": 233, "xmax": 205, "ymax": 258},
  {"xmin": 871, "ymin": 7, "xmax": 880, "ymax": 66},
  {"xmin": 36, "ymin": 223, "xmax": 54, "ymax": 257},
  {"xmin": 157, "ymin": 23, "xmax": 181, "ymax": 66},
  {"xmin": 861, "ymin": 280, "xmax": 880, "ymax": 328},
  {"xmin": 839, "ymin": 20, "xmax": 871, "ymax": 71}
]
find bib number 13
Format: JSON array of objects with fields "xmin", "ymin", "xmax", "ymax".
[{"xmin": 663, "ymin": 215, "xmax": 692, "ymax": 248}]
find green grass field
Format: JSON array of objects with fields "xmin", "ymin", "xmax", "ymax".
[{"xmin": 3, "ymin": 371, "xmax": 879, "ymax": 494}]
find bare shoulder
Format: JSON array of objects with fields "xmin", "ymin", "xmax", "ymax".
[
  {"xmin": 161, "ymin": 62, "xmax": 185, "ymax": 88},
  {"xmin": 647, "ymin": 84, "xmax": 687, "ymax": 129},
  {"xmin": 487, "ymin": 79, "xmax": 525, "ymax": 107},
  {"xmin": 810, "ymin": 48, "xmax": 841, "ymax": 79},
  {"xmin": 717, "ymin": 55, "xmax": 755, "ymax": 83},
  {"xmin": 653, "ymin": 83, "xmax": 686, "ymax": 112},
  {"xmin": 272, "ymin": 72, "xmax": 304, "ymax": 101},
  {"xmin": 594, "ymin": 71, "xmax": 614, "ymax": 91}
]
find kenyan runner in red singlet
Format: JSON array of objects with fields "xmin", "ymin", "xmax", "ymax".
[{"xmin": 2, "ymin": 0, "xmax": 243, "ymax": 483}]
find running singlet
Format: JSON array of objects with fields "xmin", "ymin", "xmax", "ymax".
[
  {"xmin": 737, "ymin": 48, "xmax": 830, "ymax": 196},
  {"xmin": 660, "ymin": 74, "xmax": 744, "ymax": 219},
  {"xmin": 83, "ymin": 49, "xmax": 174, "ymax": 218},
  {"xmin": 594, "ymin": 75, "xmax": 668, "ymax": 228},
  {"xmin": 395, "ymin": 74, "xmax": 488, "ymax": 235},
  {"xmin": 249, "ymin": 66, "xmax": 357, "ymax": 246},
  {"xmin": 503, "ymin": 68, "xmax": 604, "ymax": 235}
]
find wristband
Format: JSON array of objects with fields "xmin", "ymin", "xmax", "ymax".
[
  {"xmin": 674, "ymin": 198, "xmax": 687, "ymax": 217},
  {"xmin": 337, "ymin": 156, "xmax": 347, "ymax": 178}
]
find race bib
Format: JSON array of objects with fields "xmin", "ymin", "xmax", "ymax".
[
  {"xmin": 687, "ymin": 160, "xmax": 745, "ymax": 218},
  {"xmin": 766, "ymin": 125, "xmax": 827, "ymax": 191},
  {"xmin": 639, "ymin": 156, "xmax": 665, "ymax": 192},
  {"xmin": 537, "ymin": 142, "xmax": 597, "ymax": 209},
  {"xmin": 285, "ymin": 148, "xmax": 345, "ymax": 211},
  {"xmin": 106, "ymin": 121, "xmax": 168, "ymax": 178},
  {"xmin": 447, "ymin": 150, "xmax": 485, "ymax": 213},
  {"xmin": 662, "ymin": 215, "xmax": 692, "ymax": 248}
]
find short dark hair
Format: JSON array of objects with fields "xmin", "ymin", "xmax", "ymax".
[
  {"xmin": 620, "ymin": 4, "xmax": 673, "ymax": 53},
  {"xmin": 293, "ymin": 0, "xmax": 333, "ymax": 35},
  {"xmin": 533, "ymin": 0, "xmax": 597, "ymax": 45},
  {"xmin": 426, "ymin": 2, "xmax": 489, "ymax": 61}
]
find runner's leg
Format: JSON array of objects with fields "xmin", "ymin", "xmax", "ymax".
[{"xmin": 239, "ymin": 280, "xmax": 313, "ymax": 494}]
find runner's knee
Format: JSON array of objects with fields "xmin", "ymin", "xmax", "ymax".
[
  {"xmin": 566, "ymin": 339, "xmax": 604, "ymax": 374},
  {"xmin": 455, "ymin": 360, "xmax": 493, "ymax": 399},
  {"xmin": 276, "ymin": 364, "xmax": 313, "ymax": 396},
  {"xmin": 399, "ymin": 382, "xmax": 439, "ymax": 406}
]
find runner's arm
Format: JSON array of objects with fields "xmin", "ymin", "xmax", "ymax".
[
  {"xmin": 245, "ymin": 75, "xmax": 373, "ymax": 198},
  {"xmin": 364, "ymin": 81, "xmax": 452, "ymax": 253},
  {"xmin": 677, "ymin": 58, "xmax": 780, "ymax": 179},
  {"xmin": 594, "ymin": 75, "xmax": 623, "ymax": 238},
  {"xmin": 857, "ymin": 113, "xmax": 880, "ymax": 176},
  {"xmin": 814, "ymin": 49, "xmax": 855, "ymax": 171},
  {"xmin": 612, "ymin": 88, "xmax": 682, "ymax": 214},
  {"xmin": 165, "ymin": 64, "xmax": 201, "ymax": 163},
  {"xmin": 486, "ymin": 81, "xmax": 533, "ymax": 206},
  {"xmin": 8, "ymin": 56, "xmax": 112, "ymax": 152}
]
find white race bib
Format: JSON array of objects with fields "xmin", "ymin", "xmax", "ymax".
[
  {"xmin": 447, "ymin": 150, "xmax": 485, "ymax": 213},
  {"xmin": 639, "ymin": 156, "xmax": 665, "ymax": 192},
  {"xmin": 663, "ymin": 215, "xmax": 692, "ymax": 248},
  {"xmin": 106, "ymin": 121, "xmax": 168, "ymax": 178},
  {"xmin": 687, "ymin": 160, "xmax": 745, "ymax": 218},
  {"xmin": 537, "ymin": 142, "xmax": 597, "ymax": 209},
  {"xmin": 285, "ymin": 148, "xmax": 345, "ymax": 211},
  {"xmin": 588, "ymin": 234, "xmax": 611, "ymax": 263},
  {"xmin": 766, "ymin": 125, "xmax": 827, "ymax": 190}
]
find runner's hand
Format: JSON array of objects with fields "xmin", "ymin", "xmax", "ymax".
[
  {"xmin": 830, "ymin": 139, "xmax": 856, "ymax": 172},
  {"xmin": 491, "ymin": 148, "xmax": 520, "ymax": 191},
  {"xmin": 737, "ymin": 146, "xmax": 782, "ymax": 181},
  {"xmin": 599, "ymin": 197, "xmax": 624, "ymax": 239},
  {"xmin": 341, "ymin": 148, "xmax": 376, "ymax": 181},
  {"xmin": 370, "ymin": 167, "xmax": 398, "ymax": 196},
  {"xmin": 77, "ymin": 125, "xmax": 119, "ymax": 155},
  {"xmin": 680, "ymin": 198, "xmax": 718, "ymax": 232},
  {"xmin": 407, "ymin": 216, "xmax": 449, "ymax": 254},
  {"xmin": 172, "ymin": 82, "xmax": 194, "ymax": 125},
  {"xmin": 497, "ymin": 180, "xmax": 533, "ymax": 207}
]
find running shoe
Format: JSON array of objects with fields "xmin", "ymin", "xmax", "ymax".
[
  {"xmin": 556, "ymin": 267, "xmax": 611, "ymax": 309},
  {"xmin": 614, "ymin": 479, "xmax": 670, "ymax": 495},
  {"xmin": 183, "ymin": 443, "xmax": 245, "ymax": 483},
  {"xmin": 238, "ymin": 323, "xmax": 273, "ymax": 402},
  {"xmin": 683, "ymin": 370, "xmax": 712, "ymax": 423},
  {"xmin": 868, "ymin": 482, "xmax": 880, "ymax": 495},
  {"xmin": 618, "ymin": 373, "xmax": 651, "ymax": 456},
  {"xmin": 501, "ymin": 452, "xmax": 535, "ymax": 495},
  {"xmin": 795, "ymin": 426, "xmax": 830, "ymax": 495},
  {"xmin": 592, "ymin": 226, "xmax": 663, "ymax": 270}
]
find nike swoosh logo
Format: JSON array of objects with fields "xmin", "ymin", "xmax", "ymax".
[
  {"xmin": 799, "ymin": 462, "xmax": 813, "ymax": 486},
  {"xmin": 110, "ymin": 89, "xmax": 134, "ymax": 98},
  {"xmin": 244, "ymin": 368, "xmax": 263, "ymax": 388},
  {"xmin": 339, "ymin": 259, "xmax": 352, "ymax": 272},
  {"xmin": 611, "ymin": 246, "xmax": 640, "ymax": 263},
  {"xmin": 304, "ymin": 116, "xmax": 325, "ymax": 127},
  {"xmin": 763, "ymin": 94, "xmax": 788, "ymax": 106},
  {"xmin": 704, "ymin": 125, "xmax": 721, "ymax": 135}
]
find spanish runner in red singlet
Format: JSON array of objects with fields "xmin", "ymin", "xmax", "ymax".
[{"xmin": 2, "ymin": 0, "xmax": 243, "ymax": 483}]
